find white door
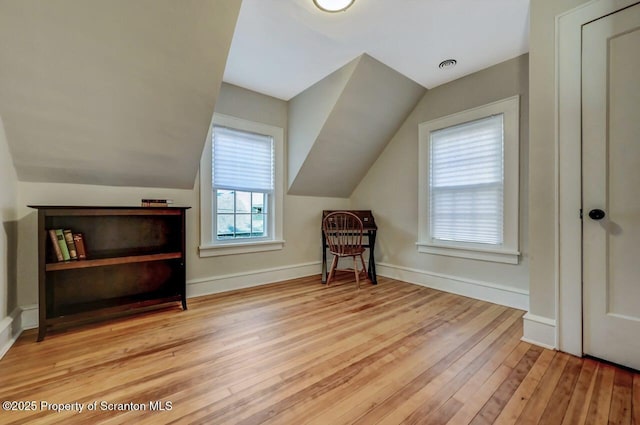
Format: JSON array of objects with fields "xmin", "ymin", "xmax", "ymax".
[{"xmin": 582, "ymin": 2, "xmax": 640, "ymax": 371}]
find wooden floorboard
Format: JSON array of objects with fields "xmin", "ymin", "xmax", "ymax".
[{"xmin": 0, "ymin": 275, "xmax": 638, "ymax": 425}]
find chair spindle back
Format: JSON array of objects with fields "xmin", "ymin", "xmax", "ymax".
[{"xmin": 322, "ymin": 211, "xmax": 364, "ymax": 255}]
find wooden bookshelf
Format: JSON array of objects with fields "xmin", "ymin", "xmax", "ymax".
[{"xmin": 29, "ymin": 205, "xmax": 190, "ymax": 341}]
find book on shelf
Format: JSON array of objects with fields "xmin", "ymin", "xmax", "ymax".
[
  {"xmin": 141, "ymin": 198, "xmax": 173, "ymax": 207},
  {"xmin": 54, "ymin": 229, "xmax": 71, "ymax": 261},
  {"xmin": 48, "ymin": 229, "xmax": 64, "ymax": 262},
  {"xmin": 73, "ymin": 233, "xmax": 87, "ymax": 260},
  {"xmin": 63, "ymin": 229, "xmax": 78, "ymax": 260}
]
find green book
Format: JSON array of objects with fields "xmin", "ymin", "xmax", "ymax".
[{"xmin": 55, "ymin": 229, "xmax": 71, "ymax": 261}]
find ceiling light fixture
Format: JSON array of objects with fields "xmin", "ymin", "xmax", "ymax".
[{"xmin": 313, "ymin": 0, "xmax": 355, "ymax": 13}]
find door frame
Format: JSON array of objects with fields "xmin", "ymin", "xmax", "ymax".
[{"xmin": 556, "ymin": 0, "xmax": 639, "ymax": 356}]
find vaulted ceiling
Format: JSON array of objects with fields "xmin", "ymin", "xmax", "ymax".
[
  {"xmin": 288, "ymin": 54, "xmax": 425, "ymax": 197},
  {"xmin": 0, "ymin": 0, "xmax": 530, "ymax": 197},
  {"xmin": 224, "ymin": 0, "xmax": 530, "ymax": 100},
  {"xmin": 0, "ymin": 0, "xmax": 241, "ymax": 188}
]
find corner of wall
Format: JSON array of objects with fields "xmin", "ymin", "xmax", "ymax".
[
  {"xmin": 1, "ymin": 113, "xmax": 21, "ymax": 360},
  {"xmin": 522, "ymin": 312, "xmax": 557, "ymax": 350},
  {"xmin": 0, "ymin": 308, "xmax": 22, "ymax": 359}
]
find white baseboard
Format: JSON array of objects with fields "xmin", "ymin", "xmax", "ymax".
[
  {"xmin": 20, "ymin": 304, "xmax": 39, "ymax": 330},
  {"xmin": 0, "ymin": 308, "xmax": 23, "ymax": 360},
  {"xmin": 522, "ymin": 312, "xmax": 557, "ymax": 350},
  {"xmin": 376, "ymin": 262, "xmax": 529, "ymax": 311},
  {"xmin": 186, "ymin": 261, "xmax": 321, "ymax": 298}
]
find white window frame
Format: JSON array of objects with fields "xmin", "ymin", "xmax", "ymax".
[
  {"xmin": 199, "ymin": 113, "xmax": 284, "ymax": 257},
  {"xmin": 417, "ymin": 95, "xmax": 520, "ymax": 264}
]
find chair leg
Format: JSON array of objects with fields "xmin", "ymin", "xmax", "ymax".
[
  {"xmin": 359, "ymin": 254, "xmax": 367, "ymax": 281},
  {"xmin": 353, "ymin": 256, "xmax": 360, "ymax": 289},
  {"xmin": 327, "ymin": 255, "xmax": 338, "ymax": 286}
]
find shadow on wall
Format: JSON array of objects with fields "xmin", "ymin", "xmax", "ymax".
[
  {"xmin": 3, "ymin": 216, "xmax": 18, "ymax": 314},
  {"xmin": 16, "ymin": 211, "xmax": 39, "ymax": 310}
]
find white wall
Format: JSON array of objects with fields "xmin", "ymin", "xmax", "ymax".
[
  {"xmin": 0, "ymin": 114, "xmax": 19, "ymax": 357},
  {"xmin": 15, "ymin": 83, "xmax": 349, "ymax": 310},
  {"xmin": 0, "ymin": 0, "xmax": 241, "ymax": 190},
  {"xmin": 528, "ymin": 0, "xmax": 590, "ymax": 321},
  {"xmin": 288, "ymin": 58, "xmax": 358, "ymax": 189},
  {"xmin": 350, "ymin": 55, "xmax": 530, "ymax": 310}
]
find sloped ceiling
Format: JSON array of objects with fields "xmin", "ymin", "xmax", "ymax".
[
  {"xmin": 0, "ymin": 0, "xmax": 241, "ymax": 188},
  {"xmin": 288, "ymin": 54, "xmax": 426, "ymax": 198},
  {"xmin": 223, "ymin": 0, "xmax": 530, "ymax": 100}
]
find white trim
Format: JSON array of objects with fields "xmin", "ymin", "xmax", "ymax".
[
  {"xmin": 0, "ymin": 308, "xmax": 23, "ymax": 360},
  {"xmin": 522, "ymin": 313, "xmax": 557, "ymax": 350},
  {"xmin": 186, "ymin": 261, "xmax": 321, "ymax": 298},
  {"xmin": 418, "ymin": 95, "xmax": 520, "ymax": 264},
  {"xmin": 199, "ymin": 239, "xmax": 286, "ymax": 257},
  {"xmin": 376, "ymin": 262, "xmax": 529, "ymax": 310},
  {"xmin": 416, "ymin": 242, "xmax": 520, "ymax": 264},
  {"xmin": 0, "ymin": 304, "xmax": 38, "ymax": 359},
  {"xmin": 199, "ymin": 113, "xmax": 285, "ymax": 257},
  {"xmin": 0, "ymin": 304, "xmax": 40, "ymax": 359},
  {"xmin": 20, "ymin": 304, "xmax": 39, "ymax": 330},
  {"xmin": 555, "ymin": 0, "xmax": 637, "ymax": 357}
]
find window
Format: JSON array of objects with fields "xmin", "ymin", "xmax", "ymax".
[
  {"xmin": 417, "ymin": 96, "xmax": 520, "ymax": 264},
  {"xmin": 212, "ymin": 126, "xmax": 272, "ymax": 241},
  {"xmin": 200, "ymin": 114, "xmax": 284, "ymax": 257},
  {"xmin": 430, "ymin": 115, "xmax": 504, "ymax": 245},
  {"xmin": 215, "ymin": 190, "xmax": 267, "ymax": 240}
]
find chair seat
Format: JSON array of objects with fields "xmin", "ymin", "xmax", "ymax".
[{"xmin": 330, "ymin": 246, "xmax": 365, "ymax": 257}]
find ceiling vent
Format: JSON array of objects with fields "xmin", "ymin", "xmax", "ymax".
[{"xmin": 438, "ymin": 59, "xmax": 458, "ymax": 69}]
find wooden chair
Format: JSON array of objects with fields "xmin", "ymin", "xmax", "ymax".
[{"xmin": 322, "ymin": 211, "xmax": 368, "ymax": 289}]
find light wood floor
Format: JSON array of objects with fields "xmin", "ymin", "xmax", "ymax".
[{"xmin": 1, "ymin": 275, "xmax": 638, "ymax": 425}]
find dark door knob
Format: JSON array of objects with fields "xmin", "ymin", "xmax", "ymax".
[{"xmin": 588, "ymin": 209, "xmax": 606, "ymax": 220}]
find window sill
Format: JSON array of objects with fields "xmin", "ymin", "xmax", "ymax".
[
  {"xmin": 199, "ymin": 239, "xmax": 285, "ymax": 257},
  {"xmin": 416, "ymin": 242, "xmax": 520, "ymax": 264}
]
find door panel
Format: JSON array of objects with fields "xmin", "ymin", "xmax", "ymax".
[{"xmin": 582, "ymin": 2, "xmax": 640, "ymax": 370}]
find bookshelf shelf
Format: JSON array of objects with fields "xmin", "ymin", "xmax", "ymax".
[
  {"xmin": 48, "ymin": 293, "xmax": 183, "ymax": 322},
  {"xmin": 29, "ymin": 205, "xmax": 190, "ymax": 341},
  {"xmin": 45, "ymin": 252, "xmax": 183, "ymax": 271}
]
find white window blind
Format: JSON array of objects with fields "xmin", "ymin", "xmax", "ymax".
[
  {"xmin": 213, "ymin": 126, "xmax": 274, "ymax": 193},
  {"xmin": 429, "ymin": 114, "xmax": 504, "ymax": 245}
]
